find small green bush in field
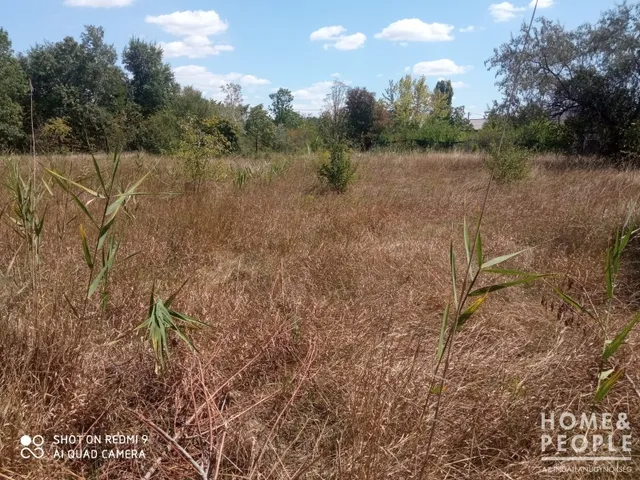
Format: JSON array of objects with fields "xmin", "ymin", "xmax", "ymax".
[
  {"xmin": 317, "ymin": 144, "xmax": 356, "ymax": 192},
  {"xmin": 485, "ymin": 142, "xmax": 530, "ymax": 183}
]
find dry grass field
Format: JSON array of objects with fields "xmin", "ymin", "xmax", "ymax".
[{"xmin": 1, "ymin": 151, "xmax": 639, "ymax": 479}]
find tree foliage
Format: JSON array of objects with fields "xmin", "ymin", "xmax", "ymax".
[
  {"xmin": 122, "ymin": 37, "xmax": 177, "ymax": 117},
  {"xmin": 345, "ymin": 87, "xmax": 376, "ymax": 150},
  {"xmin": 486, "ymin": 2, "xmax": 640, "ymax": 160},
  {"xmin": 269, "ymin": 88, "xmax": 300, "ymax": 128},
  {"xmin": 21, "ymin": 25, "xmax": 127, "ymax": 150},
  {"xmin": 0, "ymin": 28, "xmax": 27, "ymax": 150},
  {"xmin": 245, "ymin": 104, "xmax": 276, "ymax": 154}
]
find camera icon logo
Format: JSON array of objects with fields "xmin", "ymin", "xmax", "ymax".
[{"xmin": 20, "ymin": 435, "xmax": 45, "ymax": 459}]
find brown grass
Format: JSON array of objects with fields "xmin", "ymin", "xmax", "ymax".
[{"xmin": 1, "ymin": 151, "xmax": 639, "ymax": 479}]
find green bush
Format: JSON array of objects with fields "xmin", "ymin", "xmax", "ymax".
[
  {"xmin": 485, "ymin": 142, "xmax": 531, "ymax": 183},
  {"xmin": 317, "ymin": 144, "xmax": 356, "ymax": 192}
]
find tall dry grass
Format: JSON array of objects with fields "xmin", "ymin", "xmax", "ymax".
[{"xmin": 0, "ymin": 151, "xmax": 639, "ymax": 479}]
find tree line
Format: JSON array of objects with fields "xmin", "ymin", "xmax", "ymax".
[
  {"xmin": 0, "ymin": 2, "xmax": 638, "ymax": 163},
  {"xmin": 0, "ymin": 24, "xmax": 475, "ymax": 156}
]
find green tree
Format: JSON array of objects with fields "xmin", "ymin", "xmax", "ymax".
[
  {"xmin": 486, "ymin": 3, "xmax": 640, "ymax": 159},
  {"xmin": 433, "ymin": 80, "xmax": 454, "ymax": 120},
  {"xmin": 171, "ymin": 86, "xmax": 220, "ymax": 121},
  {"xmin": 269, "ymin": 88, "xmax": 300, "ymax": 127},
  {"xmin": 22, "ymin": 25, "xmax": 127, "ymax": 150},
  {"xmin": 0, "ymin": 28, "xmax": 27, "ymax": 150},
  {"xmin": 345, "ymin": 87, "xmax": 376, "ymax": 150},
  {"xmin": 221, "ymin": 83, "xmax": 245, "ymax": 127},
  {"xmin": 386, "ymin": 75, "xmax": 432, "ymax": 130},
  {"xmin": 40, "ymin": 117, "xmax": 73, "ymax": 153},
  {"xmin": 122, "ymin": 37, "xmax": 177, "ymax": 117},
  {"xmin": 320, "ymin": 80, "xmax": 349, "ymax": 144},
  {"xmin": 245, "ymin": 104, "xmax": 276, "ymax": 154}
]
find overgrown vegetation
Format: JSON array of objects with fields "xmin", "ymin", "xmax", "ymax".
[
  {"xmin": 2, "ymin": 152, "xmax": 639, "ymax": 479},
  {"xmin": 2, "ymin": 2, "xmax": 640, "ymax": 479}
]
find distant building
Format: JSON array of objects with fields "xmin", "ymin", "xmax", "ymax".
[{"xmin": 470, "ymin": 118, "xmax": 487, "ymax": 130}]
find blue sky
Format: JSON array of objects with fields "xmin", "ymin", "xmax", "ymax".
[{"xmin": 2, "ymin": 0, "xmax": 621, "ymax": 117}]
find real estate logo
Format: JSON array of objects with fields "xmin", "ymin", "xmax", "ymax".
[{"xmin": 540, "ymin": 411, "xmax": 632, "ymax": 463}]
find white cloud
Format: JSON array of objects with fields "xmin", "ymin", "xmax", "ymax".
[
  {"xmin": 331, "ymin": 72, "xmax": 341, "ymax": 78},
  {"xmin": 146, "ymin": 10, "xmax": 228, "ymax": 37},
  {"xmin": 173, "ymin": 65, "xmax": 270, "ymax": 99},
  {"xmin": 489, "ymin": 3, "xmax": 527, "ymax": 22},
  {"xmin": 375, "ymin": 19, "xmax": 454, "ymax": 42},
  {"xmin": 292, "ymin": 80, "xmax": 334, "ymax": 114},
  {"xmin": 146, "ymin": 10, "xmax": 232, "ymax": 59},
  {"xmin": 413, "ymin": 59, "xmax": 471, "ymax": 76},
  {"xmin": 451, "ymin": 81, "xmax": 469, "ymax": 88},
  {"xmin": 459, "ymin": 25, "xmax": 476, "ymax": 33},
  {"xmin": 531, "ymin": 0, "xmax": 553, "ymax": 7},
  {"xmin": 64, "ymin": 0, "xmax": 133, "ymax": 6},
  {"xmin": 310, "ymin": 25, "xmax": 346, "ymax": 41},
  {"xmin": 311, "ymin": 25, "xmax": 366, "ymax": 51},
  {"xmin": 161, "ymin": 36, "xmax": 233, "ymax": 58},
  {"xmin": 376, "ymin": 73, "xmax": 383, "ymax": 77},
  {"xmin": 330, "ymin": 33, "xmax": 366, "ymax": 50}
]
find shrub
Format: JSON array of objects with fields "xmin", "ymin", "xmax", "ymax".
[
  {"xmin": 40, "ymin": 118, "xmax": 73, "ymax": 153},
  {"xmin": 317, "ymin": 143, "xmax": 356, "ymax": 192},
  {"xmin": 485, "ymin": 142, "xmax": 530, "ymax": 183}
]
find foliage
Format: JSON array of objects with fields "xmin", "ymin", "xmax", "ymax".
[
  {"xmin": 122, "ymin": 37, "xmax": 177, "ymax": 117},
  {"xmin": 221, "ymin": 83, "xmax": 246, "ymax": 127},
  {"xmin": 553, "ymin": 222, "xmax": 639, "ymax": 401},
  {"xmin": 21, "ymin": 26, "xmax": 128, "ymax": 151},
  {"xmin": 5, "ymin": 162, "xmax": 47, "ymax": 260},
  {"xmin": 269, "ymin": 88, "xmax": 300, "ymax": 128},
  {"xmin": 486, "ymin": 3, "xmax": 640, "ymax": 160},
  {"xmin": 178, "ymin": 116, "xmax": 239, "ymax": 183},
  {"xmin": 0, "ymin": 28, "xmax": 28, "ymax": 150},
  {"xmin": 433, "ymin": 80, "xmax": 453, "ymax": 120},
  {"xmin": 485, "ymin": 142, "xmax": 531, "ymax": 183},
  {"xmin": 46, "ymin": 152, "xmax": 148, "ymax": 309},
  {"xmin": 320, "ymin": 81, "xmax": 349, "ymax": 144},
  {"xmin": 383, "ymin": 74, "xmax": 432, "ymax": 129},
  {"xmin": 233, "ymin": 166, "xmax": 254, "ymax": 188},
  {"xmin": 245, "ymin": 104, "xmax": 276, "ymax": 154},
  {"xmin": 345, "ymin": 87, "xmax": 376, "ymax": 151},
  {"xmin": 40, "ymin": 117, "xmax": 73, "ymax": 153},
  {"xmin": 317, "ymin": 143, "xmax": 356, "ymax": 192},
  {"xmin": 136, "ymin": 281, "xmax": 207, "ymax": 374},
  {"xmin": 425, "ymin": 215, "xmax": 549, "ymax": 457},
  {"xmin": 417, "ymin": 118, "xmax": 466, "ymax": 147}
]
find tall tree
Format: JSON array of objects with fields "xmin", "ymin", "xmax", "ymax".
[
  {"xmin": 122, "ymin": 37, "xmax": 177, "ymax": 116},
  {"xmin": 486, "ymin": 3, "xmax": 640, "ymax": 157},
  {"xmin": 269, "ymin": 88, "xmax": 300, "ymax": 127},
  {"xmin": 321, "ymin": 80, "xmax": 349, "ymax": 144},
  {"xmin": 433, "ymin": 80, "xmax": 454, "ymax": 120},
  {"xmin": 245, "ymin": 104, "xmax": 275, "ymax": 154},
  {"xmin": 434, "ymin": 80, "xmax": 454, "ymax": 107},
  {"xmin": 345, "ymin": 87, "xmax": 376, "ymax": 150},
  {"xmin": 221, "ymin": 83, "xmax": 244, "ymax": 127},
  {"xmin": 22, "ymin": 25, "xmax": 127, "ymax": 150},
  {"xmin": 0, "ymin": 28, "xmax": 28, "ymax": 149},
  {"xmin": 389, "ymin": 75, "xmax": 432, "ymax": 129}
]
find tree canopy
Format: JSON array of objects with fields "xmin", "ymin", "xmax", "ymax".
[{"xmin": 486, "ymin": 2, "xmax": 640, "ymax": 159}]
